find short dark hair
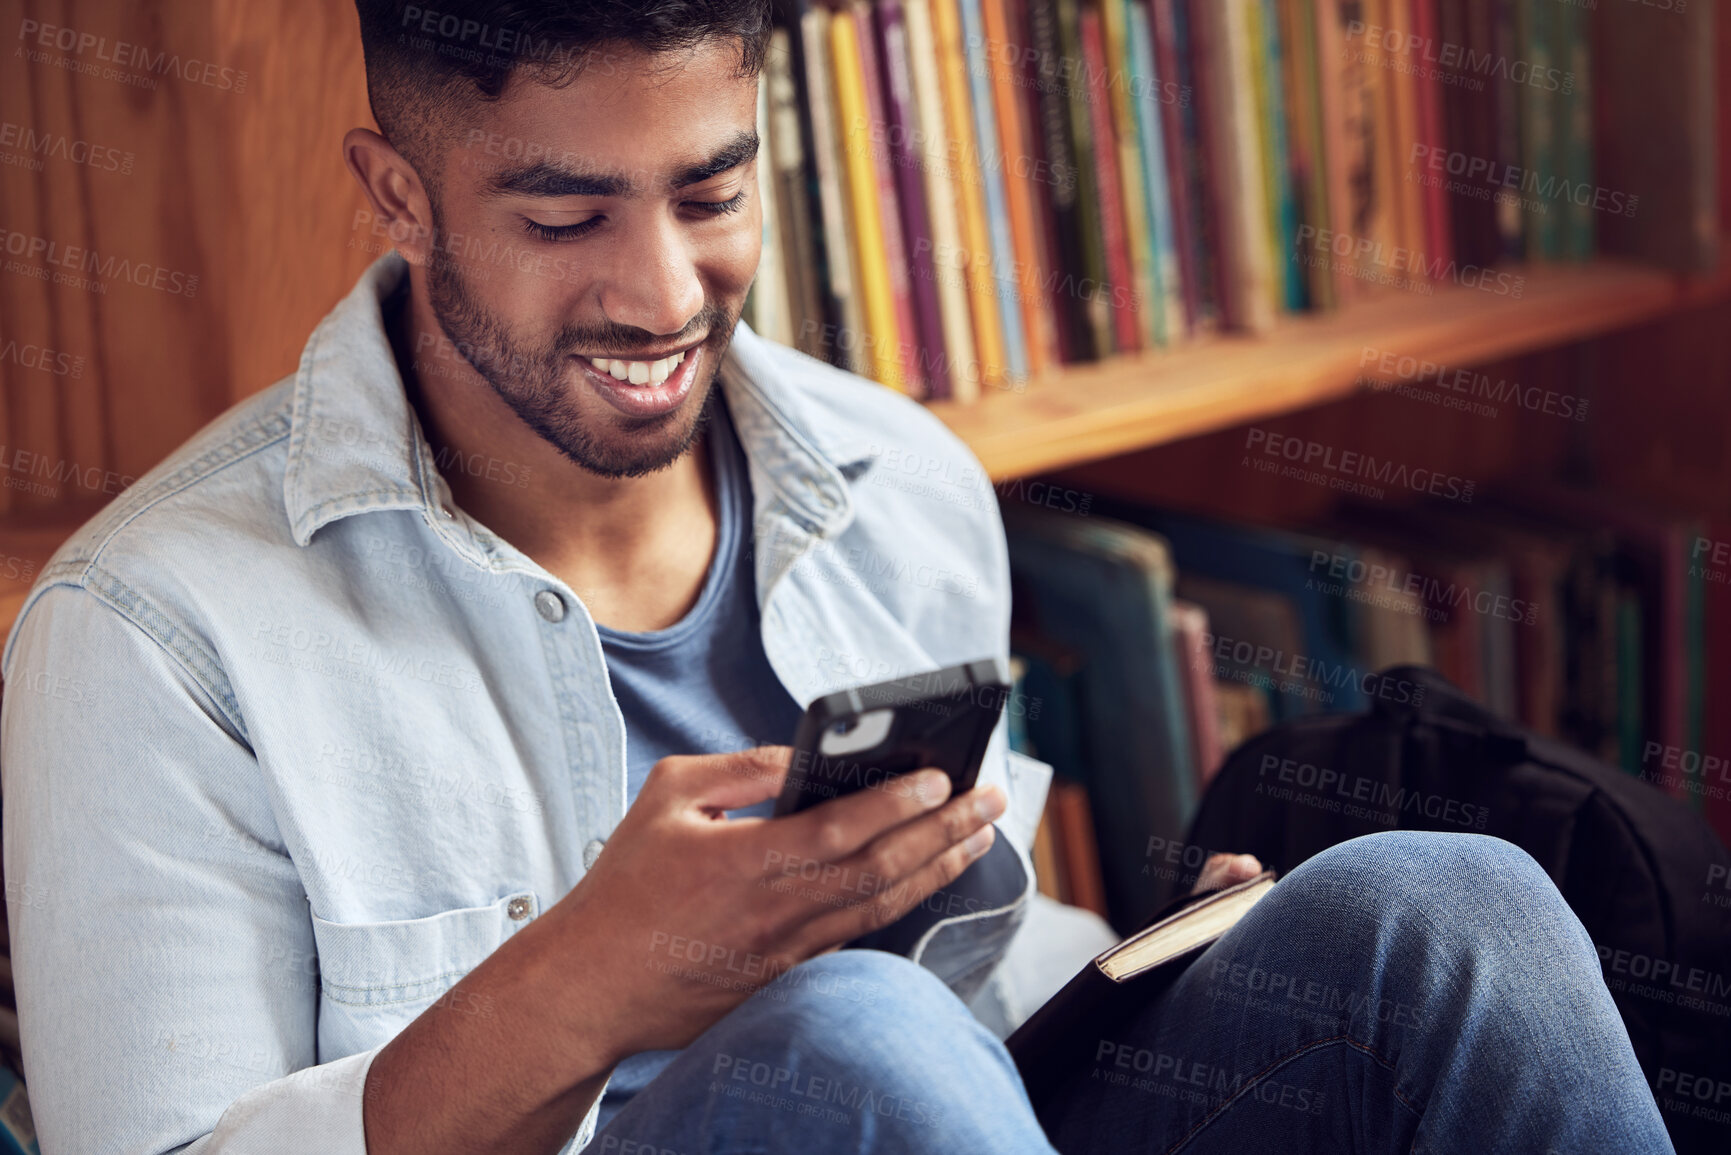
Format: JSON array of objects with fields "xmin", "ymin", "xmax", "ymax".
[{"xmin": 354, "ymin": 0, "xmax": 774, "ymax": 185}]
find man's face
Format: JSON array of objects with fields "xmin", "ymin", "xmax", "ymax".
[{"xmin": 420, "ymin": 40, "xmax": 762, "ymax": 478}]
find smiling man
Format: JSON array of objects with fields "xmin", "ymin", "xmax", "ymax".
[{"xmin": 0, "ymin": 2, "xmax": 1678, "ymax": 1154}]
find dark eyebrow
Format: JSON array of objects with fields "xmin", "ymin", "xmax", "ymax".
[{"xmin": 479, "ymin": 129, "xmax": 760, "ymax": 199}]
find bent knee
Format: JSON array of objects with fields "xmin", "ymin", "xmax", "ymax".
[
  {"xmin": 1283, "ymin": 832, "xmax": 1578, "ymax": 944},
  {"xmin": 731, "ymin": 950, "xmax": 966, "ymax": 1036}
]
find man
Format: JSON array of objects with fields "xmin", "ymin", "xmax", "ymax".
[{"xmin": 0, "ymin": 1, "xmax": 1672, "ymax": 1152}]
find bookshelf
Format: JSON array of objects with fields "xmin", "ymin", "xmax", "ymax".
[{"xmin": 931, "ymin": 258, "xmax": 1731, "ymax": 481}]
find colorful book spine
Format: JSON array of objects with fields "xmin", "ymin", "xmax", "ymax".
[
  {"xmin": 751, "ymin": 60, "xmax": 791, "ymax": 345},
  {"xmin": 1056, "ymin": 0, "xmax": 1115, "ymax": 356},
  {"xmin": 1277, "ymin": 0, "xmax": 1329, "ymax": 309},
  {"xmin": 877, "ymin": 0, "xmax": 952, "ymax": 396},
  {"xmin": 1079, "ymin": 6, "xmax": 1143, "ymax": 354},
  {"xmin": 1383, "ymin": 0, "xmax": 1428, "ymax": 263},
  {"xmin": 852, "ymin": 0, "xmax": 925, "ymax": 391},
  {"xmin": 1100, "ymin": 0, "xmax": 1162, "ymax": 353},
  {"xmin": 829, "ymin": 8, "xmax": 907, "ymax": 389},
  {"xmin": 959, "ymin": 0, "xmax": 1031, "ymax": 381},
  {"xmin": 983, "ymin": 0, "xmax": 1054, "ymax": 378},
  {"xmin": 1253, "ymin": 0, "xmax": 1303, "ymax": 312},
  {"xmin": 1028, "ymin": 0, "xmax": 1092, "ymax": 359},
  {"xmin": 1555, "ymin": 0, "xmax": 1593, "ymax": 262},
  {"xmin": 1409, "ymin": 0, "xmax": 1453, "ymax": 272},
  {"xmin": 1516, "ymin": 0, "xmax": 1559, "ymax": 261},
  {"xmin": 1005, "ymin": 0, "xmax": 1065, "ymax": 370},
  {"xmin": 766, "ymin": 27, "xmax": 827, "ymax": 357},
  {"xmin": 933, "ymin": 0, "xmax": 1012, "ymax": 388},
  {"xmin": 1490, "ymin": 0, "xmax": 1525, "ymax": 261},
  {"xmin": 1152, "ymin": 0, "xmax": 1206, "ymax": 330},
  {"xmin": 800, "ymin": 4, "xmax": 867, "ymax": 374},
  {"xmin": 905, "ymin": 0, "xmax": 982, "ymax": 398},
  {"xmin": 1128, "ymin": 0, "xmax": 1187, "ymax": 344},
  {"xmin": 1195, "ymin": 0, "xmax": 1277, "ymax": 332},
  {"xmin": 1312, "ymin": 0, "xmax": 1359, "ymax": 302}
]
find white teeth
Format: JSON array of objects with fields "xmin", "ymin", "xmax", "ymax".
[{"xmin": 590, "ymin": 349, "xmax": 690, "ymax": 385}]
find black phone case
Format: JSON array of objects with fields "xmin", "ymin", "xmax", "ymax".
[{"xmin": 773, "ymin": 658, "xmax": 1011, "ymax": 816}]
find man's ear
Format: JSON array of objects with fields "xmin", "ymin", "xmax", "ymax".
[{"xmin": 343, "ymin": 127, "xmax": 437, "ymax": 268}]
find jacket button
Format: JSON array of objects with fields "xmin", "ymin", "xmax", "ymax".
[
  {"xmin": 534, "ymin": 590, "xmax": 566, "ymax": 622},
  {"xmin": 506, "ymin": 895, "xmax": 532, "ymax": 921},
  {"xmin": 582, "ymin": 838, "xmax": 606, "ymax": 869}
]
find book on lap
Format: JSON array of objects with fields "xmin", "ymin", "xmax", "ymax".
[{"xmin": 1006, "ymin": 870, "xmax": 1278, "ymax": 1109}]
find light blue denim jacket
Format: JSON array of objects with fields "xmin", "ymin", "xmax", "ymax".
[{"xmin": 0, "ymin": 253, "xmax": 1049, "ymax": 1154}]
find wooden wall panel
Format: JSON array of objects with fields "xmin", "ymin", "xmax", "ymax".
[{"xmin": 0, "ymin": 0, "xmax": 376, "ymax": 514}]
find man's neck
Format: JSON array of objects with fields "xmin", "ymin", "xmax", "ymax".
[{"xmin": 387, "ymin": 278, "xmax": 720, "ymax": 633}]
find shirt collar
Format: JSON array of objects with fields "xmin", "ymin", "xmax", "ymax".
[{"xmin": 283, "ymin": 251, "xmax": 871, "ymax": 546}]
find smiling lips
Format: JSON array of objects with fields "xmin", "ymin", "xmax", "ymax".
[
  {"xmin": 580, "ymin": 345, "xmax": 701, "ymax": 418},
  {"xmin": 587, "ymin": 350, "xmax": 688, "ymax": 385}
]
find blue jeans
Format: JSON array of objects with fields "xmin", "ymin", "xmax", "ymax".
[{"xmin": 584, "ymin": 832, "xmax": 1673, "ymax": 1153}]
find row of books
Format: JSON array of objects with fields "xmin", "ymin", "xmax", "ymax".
[
  {"xmin": 741, "ymin": 0, "xmax": 1706, "ymax": 402},
  {"xmin": 1006, "ymin": 487, "xmax": 1731, "ymax": 931}
]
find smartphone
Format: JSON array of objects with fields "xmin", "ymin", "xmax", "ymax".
[{"xmin": 772, "ymin": 658, "xmax": 1011, "ymax": 817}]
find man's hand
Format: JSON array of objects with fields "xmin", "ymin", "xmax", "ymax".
[
  {"xmin": 551, "ymin": 746, "xmax": 1005, "ymax": 1065},
  {"xmin": 364, "ymin": 746, "xmax": 1003, "ymax": 1155},
  {"xmin": 1193, "ymin": 852, "xmax": 1264, "ymax": 894}
]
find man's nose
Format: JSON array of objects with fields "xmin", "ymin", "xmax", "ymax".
[{"xmin": 597, "ymin": 211, "xmax": 706, "ymax": 339}]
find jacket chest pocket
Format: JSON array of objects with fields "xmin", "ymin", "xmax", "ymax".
[{"xmin": 310, "ymin": 890, "xmax": 539, "ymax": 1060}]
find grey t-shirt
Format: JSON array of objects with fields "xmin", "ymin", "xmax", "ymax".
[
  {"xmin": 596, "ymin": 394, "xmax": 805, "ymax": 812},
  {"xmin": 592, "ymin": 396, "xmax": 805, "ymax": 1117}
]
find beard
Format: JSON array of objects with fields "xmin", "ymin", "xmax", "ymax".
[{"xmin": 422, "ymin": 215, "xmax": 737, "ymax": 480}]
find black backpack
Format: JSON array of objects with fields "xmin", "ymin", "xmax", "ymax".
[{"xmin": 1186, "ymin": 666, "xmax": 1731, "ymax": 1155}]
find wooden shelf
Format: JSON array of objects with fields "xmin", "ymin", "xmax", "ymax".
[{"xmin": 929, "ymin": 259, "xmax": 1731, "ymax": 480}]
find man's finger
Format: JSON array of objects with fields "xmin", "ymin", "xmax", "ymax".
[
  {"xmin": 797, "ymin": 823, "xmax": 996, "ymax": 947},
  {"xmin": 778, "ymin": 768, "xmax": 955, "ymax": 862},
  {"xmin": 833, "ymin": 784, "xmax": 1004, "ymax": 890},
  {"xmin": 647, "ymin": 746, "xmax": 794, "ymax": 813}
]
